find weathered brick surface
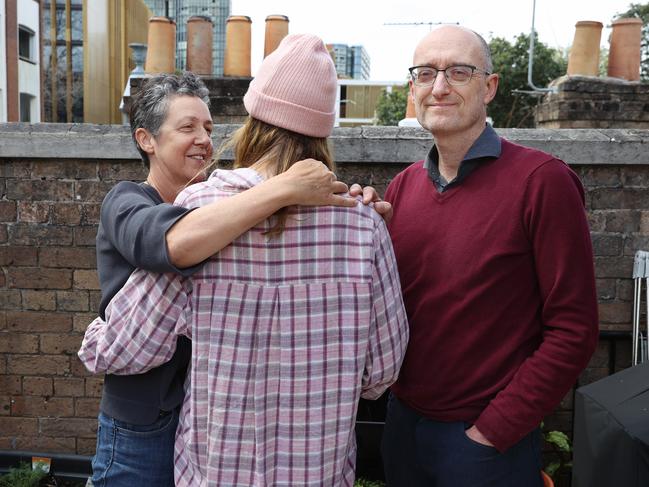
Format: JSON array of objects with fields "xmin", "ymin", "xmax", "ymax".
[
  {"xmin": 11, "ymin": 396, "xmax": 74, "ymax": 417},
  {"xmin": 54, "ymin": 377, "xmax": 85, "ymax": 397},
  {"xmin": 7, "ymin": 355, "xmax": 70, "ymax": 376},
  {"xmin": 0, "ymin": 376, "xmax": 22, "ymax": 395},
  {"xmin": 6, "ymin": 311, "xmax": 72, "ymax": 332},
  {"xmin": 40, "ymin": 333, "xmax": 83, "ymax": 355},
  {"xmin": 40, "ymin": 417, "xmax": 97, "ymax": 437},
  {"xmin": 0, "ymin": 201, "xmax": 17, "ymax": 222},
  {"xmin": 39, "ymin": 247, "xmax": 96, "ymax": 269},
  {"xmin": 22, "ymin": 377, "xmax": 53, "ymax": 396},
  {"xmin": 22, "ymin": 290, "xmax": 57, "ymax": 311},
  {"xmin": 7, "ymin": 268, "xmax": 73, "ymax": 290},
  {"xmin": 73, "ymin": 270, "xmax": 100, "ymax": 290},
  {"xmin": 0, "ymin": 246, "xmax": 38, "ymax": 266},
  {"xmin": 75, "ymin": 397, "xmax": 101, "ymax": 418},
  {"xmin": 0, "ymin": 332, "xmax": 39, "ymax": 354}
]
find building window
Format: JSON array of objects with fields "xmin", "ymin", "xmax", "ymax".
[
  {"xmin": 20, "ymin": 93, "xmax": 34, "ymax": 122},
  {"xmin": 19, "ymin": 25, "xmax": 36, "ymax": 62}
]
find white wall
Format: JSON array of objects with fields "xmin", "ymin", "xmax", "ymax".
[
  {"xmin": 17, "ymin": 0, "xmax": 40, "ymax": 122},
  {"xmin": 0, "ymin": 1, "xmax": 7, "ymax": 122}
]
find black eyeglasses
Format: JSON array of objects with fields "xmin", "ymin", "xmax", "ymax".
[{"xmin": 408, "ymin": 65, "xmax": 491, "ymax": 87}]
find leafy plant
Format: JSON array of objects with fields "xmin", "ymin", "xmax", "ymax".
[
  {"xmin": 354, "ymin": 479, "xmax": 385, "ymax": 487},
  {"xmin": 374, "ymin": 83, "xmax": 409, "ymax": 126},
  {"xmin": 544, "ymin": 428, "xmax": 572, "ymax": 479},
  {"xmin": 0, "ymin": 462, "xmax": 47, "ymax": 487},
  {"xmin": 488, "ymin": 33, "xmax": 567, "ymax": 128}
]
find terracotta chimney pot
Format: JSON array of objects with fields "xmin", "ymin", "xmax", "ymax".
[
  {"xmin": 608, "ymin": 17, "xmax": 643, "ymax": 81},
  {"xmin": 567, "ymin": 21, "xmax": 603, "ymax": 77},
  {"xmin": 224, "ymin": 15, "xmax": 252, "ymax": 77},
  {"xmin": 145, "ymin": 17, "xmax": 176, "ymax": 74}
]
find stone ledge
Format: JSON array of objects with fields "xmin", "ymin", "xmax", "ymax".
[{"xmin": 0, "ymin": 123, "xmax": 647, "ymax": 166}]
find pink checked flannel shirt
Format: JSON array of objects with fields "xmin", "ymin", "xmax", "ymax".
[{"xmin": 79, "ymin": 168, "xmax": 409, "ymax": 487}]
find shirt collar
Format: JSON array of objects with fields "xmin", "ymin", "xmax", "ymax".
[{"xmin": 423, "ymin": 123, "xmax": 502, "ymax": 170}]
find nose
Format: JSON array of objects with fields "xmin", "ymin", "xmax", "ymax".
[
  {"xmin": 430, "ymin": 71, "xmax": 451, "ymax": 97},
  {"xmin": 196, "ymin": 127, "xmax": 211, "ymax": 146}
]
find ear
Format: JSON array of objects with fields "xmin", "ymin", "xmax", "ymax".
[
  {"xmin": 484, "ymin": 73, "xmax": 499, "ymax": 105},
  {"xmin": 135, "ymin": 128, "xmax": 155, "ymax": 155}
]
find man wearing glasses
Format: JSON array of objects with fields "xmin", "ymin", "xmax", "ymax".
[{"xmin": 381, "ymin": 25, "xmax": 598, "ymax": 486}]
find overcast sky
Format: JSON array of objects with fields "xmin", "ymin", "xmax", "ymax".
[{"xmin": 231, "ymin": 0, "xmax": 637, "ymax": 80}]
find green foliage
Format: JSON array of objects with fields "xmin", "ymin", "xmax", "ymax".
[
  {"xmin": 542, "ymin": 425, "xmax": 573, "ymax": 481},
  {"xmin": 488, "ymin": 34, "xmax": 567, "ymax": 128},
  {"xmin": 374, "ymin": 83, "xmax": 409, "ymax": 126},
  {"xmin": 354, "ymin": 479, "xmax": 385, "ymax": 487},
  {"xmin": 0, "ymin": 463, "xmax": 47, "ymax": 487},
  {"xmin": 615, "ymin": 2, "xmax": 649, "ymax": 81}
]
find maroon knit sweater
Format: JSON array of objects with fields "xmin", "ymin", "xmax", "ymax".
[{"xmin": 385, "ymin": 138, "xmax": 599, "ymax": 452}]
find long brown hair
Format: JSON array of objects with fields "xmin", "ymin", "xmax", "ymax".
[{"xmin": 211, "ymin": 117, "xmax": 335, "ymax": 237}]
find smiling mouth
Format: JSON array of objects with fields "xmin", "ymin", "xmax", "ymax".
[{"xmin": 187, "ymin": 154, "xmax": 207, "ymax": 162}]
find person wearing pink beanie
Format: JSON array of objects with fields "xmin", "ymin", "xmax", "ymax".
[{"xmin": 79, "ymin": 33, "xmax": 409, "ymax": 486}]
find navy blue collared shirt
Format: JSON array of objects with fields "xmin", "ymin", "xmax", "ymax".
[{"xmin": 424, "ymin": 124, "xmax": 502, "ymax": 192}]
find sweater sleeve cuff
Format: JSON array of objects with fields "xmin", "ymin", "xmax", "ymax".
[{"xmin": 474, "ymin": 406, "xmax": 529, "ymax": 453}]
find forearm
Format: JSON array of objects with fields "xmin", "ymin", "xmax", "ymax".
[{"xmin": 167, "ymin": 177, "xmax": 293, "ymax": 268}]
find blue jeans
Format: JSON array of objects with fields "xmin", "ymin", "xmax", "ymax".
[
  {"xmin": 91, "ymin": 410, "xmax": 178, "ymax": 487},
  {"xmin": 381, "ymin": 395, "xmax": 543, "ymax": 487}
]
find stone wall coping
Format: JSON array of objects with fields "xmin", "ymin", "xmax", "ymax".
[{"xmin": 1, "ymin": 123, "xmax": 648, "ymax": 165}]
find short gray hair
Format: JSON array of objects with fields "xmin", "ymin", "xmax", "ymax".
[{"xmin": 129, "ymin": 72, "xmax": 210, "ymax": 167}]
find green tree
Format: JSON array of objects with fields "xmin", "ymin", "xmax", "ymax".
[
  {"xmin": 488, "ymin": 34, "xmax": 566, "ymax": 128},
  {"xmin": 615, "ymin": 2, "xmax": 649, "ymax": 81},
  {"xmin": 374, "ymin": 83, "xmax": 409, "ymax": 126}
]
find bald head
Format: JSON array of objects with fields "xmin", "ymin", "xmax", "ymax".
[{"xmin": 413, "ymin": 25, "xmax": 493, "ymax": 73}]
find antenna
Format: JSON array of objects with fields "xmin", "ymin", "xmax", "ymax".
[{"xmin": 383, "ymin": 21, "xmax": 458, "ymax": 31}]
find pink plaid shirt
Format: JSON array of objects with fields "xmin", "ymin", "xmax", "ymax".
[{"xmin": 79, "ymin": 168, "xmax": 408, "ymax": 486}]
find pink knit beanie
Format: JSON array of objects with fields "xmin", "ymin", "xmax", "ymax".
[{"xmin": 243, "ymin": 33, "xmax": 337, "ymax": 138}]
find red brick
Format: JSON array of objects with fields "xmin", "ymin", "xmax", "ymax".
[
  {"xmin": 7, "ymin": 311, "xmax": 72, "ymax": 332},
  {"xmin": 0, "ymin": 376, "xmax": 21, "ymax": 395},
  {"xmin": 73, "ymin": 312, "xmax": 97, "ymax": 333},
  {"xmin": 97, "ymin": 161, "xmax": 146, "ymax": 181},
  {"xmin": 8, "ymin": 267, "xmax": 73, "ymax": 289},
  {"xmin": 51, "ymin": 203, "xmax": 82, "ymax": 225},
  {"xmin": 8, "ymin": 223, "xmax": 73, "ymax": 246},
  {"xmin": 54, "ymin": 378, "xmax": 85, "ymax": 397},
  {"xmin": 56, "ymin": 290, "xmax": 89, "ymax": 311},
  {"xmin": 32, "ymin": 160, "xmax": 97, "ymax": 179},
  {"xmin": 74, "ymin": 226, "xmax": 98, "ymax": 246},
  {"xmin": 39, "ymin": 246, "xmax": 96, "ymax": 269},
  {"xmin": 11, "ymin": 396, "xmax": 74, "ymax": 417},
  {"xmin": 7, "ymin": 180, "xmax": 74, "ymax": 201},
  {"xmin": 17, "ymin": 201, "xmax": 51, "ymax": 223},
  {"xmin": 75, "ymin": 397, "xmax": 101, "ymax": 417},
  {"xmin": 40, "ymin": 333, "xmax": 83, "ymax": 355},
  {"xmin": 0, "ymin": 289, "xmax": 21, "ymax": 309},
  {"xmin": 0, "ymin": 224, "xmax": 7, "ymax": 243},
  {"xmin": 77, "ymin": 437, "xmax": 97, "ymax": 455},
  {"xmin": 598, "ymin": 301, "xmax": 632, "ymax": 324},
  {"xmin": 0, "ymin": 416, "xmax": 38, "ymax": 435},
  {"xmin": 7, "ymin": 354, "xmax": 70, "ymax": 375},
  {"xmin": 0, "ymin": 396, "xmax": 10, "ymax": 415},
  {"xmin": 22, "ymin": 290, "xmax": 57, "ymax": 311},
  {"xmin": 40, "ymin": 417, "xmax": 97, "ymax": 437},
  {"xmin": 0, "ymin": 312, "xmax": 5, "ymax": 331},
  {"xmin": 76, "ymin": 181, "xmax": 114, "ymax": 203},
  {"xmin": 0, "ymin": 161, "xmax": 31, "ymax": 177},
  {"xmin": 0, "ymin": 435, "xmax": 76, "ymax": 453},
  {"xmin": 70, "ymin": 357, "xmax": 93, "ymax": 377},
  {"xmin": 74, "ymin": 270, "xmax": 100, "ymax": 290},
  {"xmin": 85, "ymin": 377, "xmax": 104, "ymax": 397},
  {"xmin": 22, "ymin": 377, "xmax": 53, "ymax": 396},
  {"xmin": 82, "ymin": 203, "xmax": 102, "ymax": 225},
  {"xmin": 0, "ymin": 246, "xmax": 38, "ymax": 265},
  {"xmin": 0, "ymin": 332, "xmax": 39, "ymax": 353},
  {"xmin": 0, "ymin": 201, "xmax": 17, "ymax": 222},
  {"xmin": 89, "ymin": 291, "xmax": 101, "ymax": 313}
]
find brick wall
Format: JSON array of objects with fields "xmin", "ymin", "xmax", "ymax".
[
  {"xmin": 536, "ymin": 76, "xmax": 649, "ymax": 129},
  {"xmin": 1, "ymin": 124, "xmax": 648, "ymax": 459}
]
